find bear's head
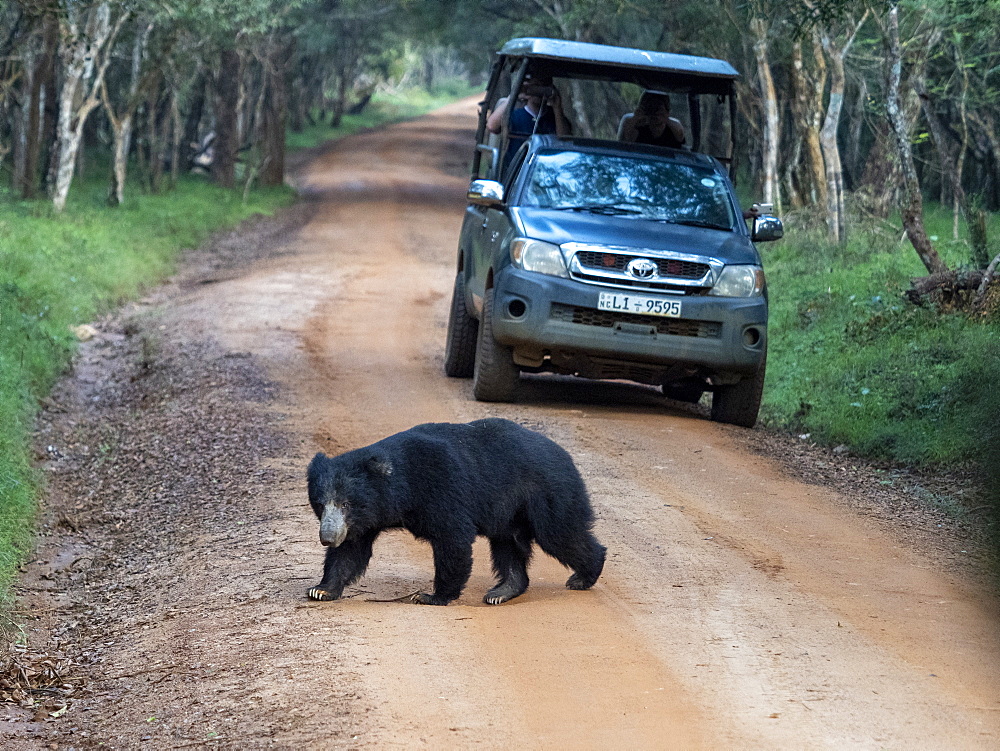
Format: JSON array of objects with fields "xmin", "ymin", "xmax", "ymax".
[{"xmin": 307, "ymin": 451, "xmax": 393, "ymax": 547}]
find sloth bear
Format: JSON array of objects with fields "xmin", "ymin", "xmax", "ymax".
[{"xmin": 306, "ymin": 418, "xmax": 606, "ymax": 605}]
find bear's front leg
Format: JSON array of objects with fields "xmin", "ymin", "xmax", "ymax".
[
  {"xmin": 308, "ymin": 533, "xmax": 376, "ymax": 601},
  {"xmin": 411, "ymin": 535, "xmax": 474, "ymax": 606}
]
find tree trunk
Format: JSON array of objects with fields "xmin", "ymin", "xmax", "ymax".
[
  {"xmin": 51, "ymin": 4, "xmax": 126, "ymax": 212},
  {"xmin": 236, "ymin": 72, "xmax": 249, "ymax": 149},
  {"xmin": 804, "ymin": 34, "xmax": 828, "ymax": 207},
  {"xmin": 968, "ymin": 207, "xmax": 989, "ymax": 268},
  {"xmin": 885, "ymin": 2, "xmax": 947, "ymax": 275},
  {"xmin": 107, "ymin": 110, "xmax": 132, "ymax": 206},
  {"xmin": 147, "ymin": 86, "xmax": 166, "ymax": 194},
  {"xmin": 750, "ymin": 17, "xmax": 779, "ymax": 209},
  {"xmin": 913, "ymin": 71, "xmax": 957, "ymax": 214},
  {"xmin": 105, "ymin": 22, "xmax": 151, "ymax": 207},
  {"xmin": 12, "ymin": 44, "xmax": 34, "ymax": 195},
  {"xmin": 169, "ymin": 89, "xmax": 182, "ymax": 188},
  {"xmin": 819, "ymin": 40, "xmax": 846, "ymax": 242},
  {"xmin": 968, "ymin": 111, "xmax": 1000, "ymax": 209},
  {"xmin": 815, "ymin": 13, "xmax": 867, "ymax": 243},
  {"xmin": 330, "ymin": 66, "xmax": 349, "ymax": 128},
  {"xmin": 844, "ymin": 76, "xmax": 867, "ymax": 187},
  {"xmin": 288, "ymin": 67, "xmax": 305, "ymax": 133},
  {"xmin": 19, "ymin": 14, "xmax": 57, "ymax": 199},
  {"xmin": 52, "ymin": 4, "xmax": 114, "ymax": 212},
  {"xmin": 953, "ymin": 45, "xmax": 969, "ymax": 241},
  {"xmin": 182, "ymin": 73, "xmax": 207, "ymax": 162},
  {"xmin": 787, "ymin": 36, "xmax": 827, "ymax": 209},
  {"xmin": 564, "ymin": 79, "xmax": 590, "ymax": 137},
  {"xmin": 260, "ymin": 41, "xmax": 292, "ymax": 188},
  {"xmin": 212, "ymin": 47, "xmax": 242, "ymax": 188}
]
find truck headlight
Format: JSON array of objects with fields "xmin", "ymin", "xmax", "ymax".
[
  {"xmin": 709, "ymin": 265, "xmax": 765, "ymax": 297},
  {"xmin": 510, "ymin": 238, "xmax": 569, "ymax": 278}
]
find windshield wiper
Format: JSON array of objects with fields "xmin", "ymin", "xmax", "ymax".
[
  {"xmin": 554, "ymin": 203, "xmax": 644, "ymax": 216},
  {"xmin": 664, "ymin": 218, "xmax": 732, "ymax": 230}
]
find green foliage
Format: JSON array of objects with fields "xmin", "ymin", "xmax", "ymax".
[
  {"xmin": 0, "ymin": 176, "xmax": 292, "ymax": 604},
  {"xmin": 761, "ymin": 207, "xmax": 1000, "ymax": 479}
]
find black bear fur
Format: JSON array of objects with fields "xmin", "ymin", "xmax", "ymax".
[{"xmin": 306, "ymin": 418, "xmax": 606, "ymax": 605}]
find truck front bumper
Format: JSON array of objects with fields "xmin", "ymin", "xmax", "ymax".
[{"xmin": 490, "ymin": 267, "xmax": 767, "ymax": 379}]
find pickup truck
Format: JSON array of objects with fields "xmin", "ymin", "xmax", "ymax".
[{"xmin": 444, "ymin": 38, "xmax": 783, "ymax": 427}]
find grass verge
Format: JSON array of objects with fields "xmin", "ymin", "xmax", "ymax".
[{"xmin": 760, "ymin": 201, "xmax": 1000, "ymax": 512}]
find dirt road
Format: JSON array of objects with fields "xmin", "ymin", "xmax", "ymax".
[{"xmin": 5, "ymin": 100, "xmax": 1000, "ymax": 749}]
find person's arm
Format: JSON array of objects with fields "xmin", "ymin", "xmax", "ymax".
[
  {"xmin": 618, "ymin": 113, "xmax": 639, "ymax": 142},
  {"xmin": 486, "ymin": 97, "xmax": 510, "ymax": 134},
  {"xmin": 549, "ymin": 88, "xmax": 572, "ymax": 137},
  {"xmin": 666, "ymin": 116, "xmax": 686, "ymax": 145}
]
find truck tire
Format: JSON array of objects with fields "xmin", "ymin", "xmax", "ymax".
[
  {"xmin": 710, "ymin": 355, "xmax": 766, "ymax": 428},
  {"xmin": 444, "ymin": 272, "xmax": 478, "ymax": 378},
  {"xmin": 472, "ymin": 287, "xmax": 520, "ymax": 402}
]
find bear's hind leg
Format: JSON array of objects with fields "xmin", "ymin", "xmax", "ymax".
[
  {"xmin": 484, "ymin": 534, "xmax": 531, "ymax": 605},
  {"xmin": 411, "ymin": 536, "xmax": 474, "ymax": 606},
  {"xmin": 535, "ymin": 523, "xmax": 606, "ymax": 591},
  {"xmin": 564, "ymin": 538, "xmax": 606, "ymax": 590},
  {"xmin": 565, "ymin": 547, "xmax": 605, "ymax": 589}
]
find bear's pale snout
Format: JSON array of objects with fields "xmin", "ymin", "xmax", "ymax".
[{"xmin": 319, "ymin": 504, "xmax": 348, "ymax": 548}]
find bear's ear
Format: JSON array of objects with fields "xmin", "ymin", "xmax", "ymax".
[{"xmin": 364, "ymin": 453, "xmax": 393, "ymax": 477}]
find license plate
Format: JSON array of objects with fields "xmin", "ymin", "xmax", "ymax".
[{"xmin": 598, "ymin": 292, "xmax": 682, "ymax": 318}]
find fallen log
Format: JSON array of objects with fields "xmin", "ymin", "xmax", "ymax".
[{"xmin": 904, "ymin": 269, "xmax": 984, "ymax": 307}]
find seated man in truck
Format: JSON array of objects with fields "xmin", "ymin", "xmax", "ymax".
[
  {"xmin": 618, "ymin": 90, "xmax": 685, "ymax": 149},
  {"xmin": 486, "ymin": 73, "xmax": 572, "ymax": 156}
]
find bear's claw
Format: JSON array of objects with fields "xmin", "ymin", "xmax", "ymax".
[
  {"xmin": 308, "ymin": 587, "xmax": 335, "ymax": 601},
  {"xmin": 483, "ymin": 582, "xmax": 526, "ymax": 605},
  {"xmin": 410, "ymin": 592, "xmax": 450, "ymax": 606}
]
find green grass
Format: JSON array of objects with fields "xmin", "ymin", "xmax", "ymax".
[
  {"xmin": 0, "ymin": 176, "xmax": 293, "ymax": 603},
  {"xmin": 760, "ymin": 202, "xmax": 1000, "ymax": 479}
]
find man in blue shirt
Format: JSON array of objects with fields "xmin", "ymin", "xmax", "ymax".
[{"xmin": 486, "ymin": 74, "xmax": 572, "ymax": 156}]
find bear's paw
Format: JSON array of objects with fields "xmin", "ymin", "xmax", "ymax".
[
  {"xmin": 410, "ymin": 592, "xmax": 451, "ymax": 606},
  {"xmin": 307, "ymin": 587, "xmax": 337, "ymax": 601}
]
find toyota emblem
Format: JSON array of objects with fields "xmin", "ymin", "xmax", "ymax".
[{"xmin": 626, "ymin": 258, "xmax": 658, "ymax": 280}]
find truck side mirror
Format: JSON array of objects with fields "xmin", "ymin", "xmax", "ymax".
[
  {"xmin": 467, "ymin": 179, "xmax": 505, "ymax": 208},
  {"xmin": 752, "ymin": 215, "xmax": 783, "ymax": 242}
]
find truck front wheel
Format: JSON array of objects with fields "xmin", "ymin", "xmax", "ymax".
[
  {"xmin": 710, "ymin": 355, "xmax": 765, "ymax": 428},
  {"xmin": 472, "ymin": 288, "xmax": 520, "ymax": 402},
  {"xmin": 444, "ymin": 272, "xmax": 478, "ymax": 378}
]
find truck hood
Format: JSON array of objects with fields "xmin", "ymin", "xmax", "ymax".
[{"xmin": 510, "ymin": 207, "xmax": 761, "ymax": 265}]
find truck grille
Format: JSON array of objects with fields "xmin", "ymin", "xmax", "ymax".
[
  {"xmin": 574, "ymin": 251, "xmax": 710, "ymax": 280},
  {"xmin": 550, "ymin": 303, "xmax": 722, "ymax": 338}
]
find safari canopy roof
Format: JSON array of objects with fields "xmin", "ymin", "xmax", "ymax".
[{"xmin": 497, "ymin": 37, "xmax": 739, "ymax": 96}]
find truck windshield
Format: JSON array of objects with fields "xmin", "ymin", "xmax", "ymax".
[{"xmin": 520, "ymin": 150, "xmax": 737, "ymax": 230}]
